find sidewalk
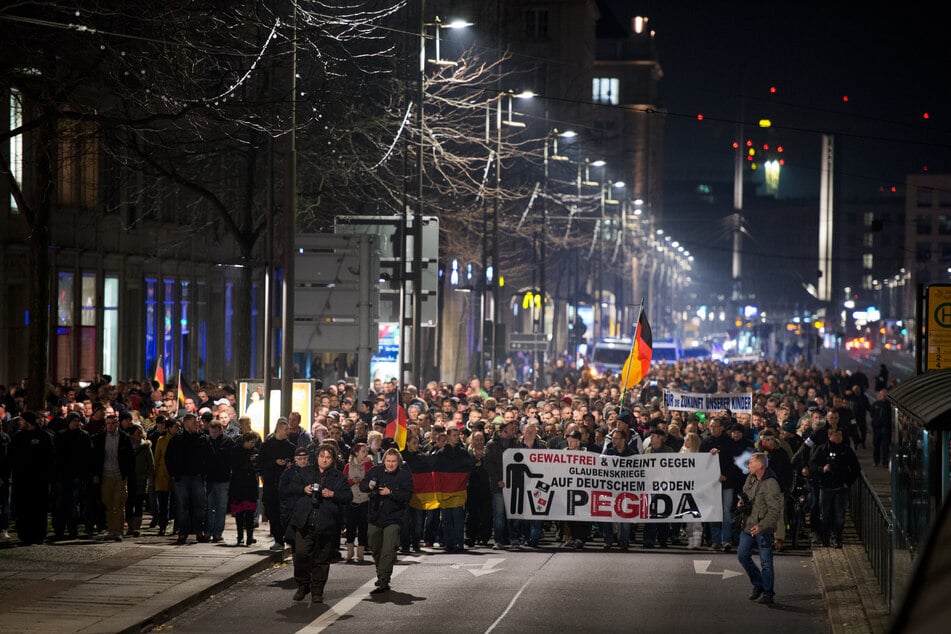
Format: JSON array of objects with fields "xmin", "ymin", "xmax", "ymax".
[
  {"xmin": 812, "ymin": 435, "xmax": 892, "ymax": 634},
  {"xmin": 0, "ymin": 519, "xmax": 279, "ymax": 634}
]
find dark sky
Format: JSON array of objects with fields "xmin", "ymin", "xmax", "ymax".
[{"xmin": 629, "ymin": 0, "xmax": 951, "ymax": 200}]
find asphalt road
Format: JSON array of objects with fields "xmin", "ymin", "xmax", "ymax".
[{"xmin": 157, "ymin": 546, "xmax": 828, "ymax": 633}]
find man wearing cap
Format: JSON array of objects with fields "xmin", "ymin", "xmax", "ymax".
[
  {"xmin": 283, "ymin": 444, "xmax": 351, "ymax": 603},
  {"xmin": 204, "ymin": 419, "xmax": 234, "ymax": 543},
  {"xmin": 53, "ymin": 412, "xmax": 92, "ymax": 540},
  {"xmin": 10, "ymin": 412, "xmax": 55, "ymax": 544},
  {"xmin": 165, "ymin": 414, "xmax": 212, "ymax": 544}
]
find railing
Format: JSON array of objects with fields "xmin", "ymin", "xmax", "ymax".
[{"xmin": 850, "ymin": 470, "xmax": 894, "ymax": 610}]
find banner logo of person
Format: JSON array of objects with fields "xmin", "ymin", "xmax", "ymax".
[{"xmin": 501, "ymin": 449, "xmax": 722, "ymax": 523}]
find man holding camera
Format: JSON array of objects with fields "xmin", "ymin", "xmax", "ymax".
[
  {"xmin": 809, "ymin": 427, "xmax": 859, "ymax": 548},
  {"xmin": 282, "ymin": 444, "xmax": 351, "ymax": 603},
  {"xmin": 361, "ymin": 448, "xmax": 413, "ymax": 594}
]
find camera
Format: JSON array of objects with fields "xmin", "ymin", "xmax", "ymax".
[
  {"xmin": 312, "ymin": 482, "xmax": 322, "ymax": 493},
  {"xmin": 311, "ymin": 482, "xmax": 322, "ymax": 506},
  {"xmin": 732, "ymin": 491, "xmax": 752, "ymax": 520},
  {"xmin": 368, "ymin": 479, "xmax": 377, "ymax": 490}
]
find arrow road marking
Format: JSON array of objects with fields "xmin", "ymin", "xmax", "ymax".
[
  {"xmin": 693, "ymin": 559, "xmax": 743, "ymax": 580},
  {"xmin": 450, "ymin": 558, "xmax": 505, "ymax": 577}
]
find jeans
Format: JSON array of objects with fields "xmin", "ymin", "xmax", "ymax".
[
  {"xmin": 705, "ymin": 486, "xmax": 734, "ymax": 545},
  {"xmin": 602, "ymin": 521, "xmax": 631, "ymax": 547},
  {"xmin": 205, "ymin": 481, "xmax": 230, "ymax": 539},
  {"xmin": 53, "ymin": 476, "xmax": 84, "ymax": 537},
  {"xmin": 491, "ymin": 491, "xmax": 509, "ymax": 545},
  {"xmin": 819, "ymin": 486, "xmax": 849, "ymax": 543},
  {"xmin": 174, "ymin": 475, "xmax": 207, "ymax": 537},
  {"xmin": 738, "ymin": 530, "xmax": 775, "ymax": 598},
  {"xmin": 440, "ymin": 506, "xmax": 466, "ymax": 550}
]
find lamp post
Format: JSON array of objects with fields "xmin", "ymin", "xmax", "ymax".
[
  {"xmin": 542, "ymin": 129, "xmax": 573, "ymax": 385},
  {"xmin": 485, "ymin": 89, "xmax": 532, "ymax": 382},
  {"xmin": 402, "ymin": 6, "xmax": 470, "ymax": 387}
]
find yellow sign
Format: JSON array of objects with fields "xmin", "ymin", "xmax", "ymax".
[{"xmin": 925, "ymin": 284, "xmax": 951, "ymax": 371}]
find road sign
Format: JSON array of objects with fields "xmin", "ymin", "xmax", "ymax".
[
  {"xmin": 510, "ymin": 332, "xmax": 549, "ymax": 352},
  {"xmin": 925, "ymin": 284, "xmax": 951, "ymax": 371}
]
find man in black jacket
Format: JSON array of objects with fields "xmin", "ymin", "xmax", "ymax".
[
  {"xmin": 282, "ymin": 445, "xmax": 351, "ymax": 603},
  {"xmin": 361, "ymin": 448, "xmax": 413, "ymax": 594},
  {"xmin": 164, "ymin": 413, "xmax": 212, "ymax": 544},
  {"xmin": 53, "ymin": 413, "xmax": 91, "ymax": 540},
  {"xmin": 809, "ymin": 427, "xmax": 860, "ymax": 548},
  {"xmin": 700, "ymin": 416, "xmax": 743, "ymax": 551},
  {"xmin": 9, "ymin": 412, "xmax": 55, "ymax": 545},
  {"xmin": 259, "ymin": 418, "xmax": 296, "ymax": 551},
  {"xmin": 91, "ymin": 414, "xmax": 134, "ymax": 541},
  {"xmin": 204, "ymin": 420, "xmax": 234, "ymax": 543}
]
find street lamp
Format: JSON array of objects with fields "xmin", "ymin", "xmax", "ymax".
[
  {"xmin": 540, "ymin": 128, "xmax": 574, "ymax": 385},
  {"xmin": 402, "ymin": 7, "xmax": 471, "ymax": 386},
  {"xmin": 482, "ymin": 89, "xmax": 532, "ymax": 381}
]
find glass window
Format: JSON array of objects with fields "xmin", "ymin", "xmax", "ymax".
[
  {"xmin": 941, "ymin": 244, "xmax": 951, "ymax": 263},
  {"xmin": 80, "ymin": 273, "xmax": 96, "ymax": 378},
  {"xmin": 251, "ymin": 281, "xmax": 259, "ymax": 376},
  {"xmin": 526, "ymin": 8, "xmax": 549, "ymax": 39},
  {"xmin": 103, "ymin": 277, "xmax": 118, "ymax": 380},
  {"xmin": 197, "ymin": 281, "xmax": 207, "ymax": 381},
  {"xmin": 938, "ymin": 215, "xmax": 951, "ymax": 235},
  {"xmin": 56, "ymin": 272, "xmax": 75, "ymax": 381},
  {"xmin": 180, "ymin": 280, "xmax": 190, "ymax": 378},
  {"xmin": 916, "ymin": 242, "xmax": 932, "ymax": 263},
  {"xmin": 916, "ymin": 187, "xmax": 933, "ymax": 207},
  {"xmin": 9, "ymin": 89, "xmax": 22, "ymax": 213},
  {"xmin": 916, "ymin": 215, "xmax": 932, "ymax": 235},
  {"xmin": 164, "ymin": 279, "xmax": 175, "ymax": 373},
  {"xmin": 224, "ymin": 281, "xmax": 234, "ymax": 378},
  {"xmin": 145, "ymin": 278, "xmax": 158, "ymax": 377},
  {"xmin": 592, "ymin": 78, "xmax": 619, "ymax": 105}
]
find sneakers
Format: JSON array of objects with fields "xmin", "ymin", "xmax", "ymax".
[
  {"xmin": 721, "ymin": 543, "xmax": 733, "ymax": 553},
  {"xmin": 370, "ymin": 584, "xmax": 390, "ymax": 594},
  {"xmin": 758, "ymin": 595, "xmax": 775, "ymax": 605},
  {"xmin": 713, "ymin": 543, "xmax": 724, "ymax": 551},
  {"xmin": 749, "ymin": 586, "xmax": 764, "ymax": 601},
  {"xmin": 293, "ymin": 585, "xmax": 310, "ymax": 602}
]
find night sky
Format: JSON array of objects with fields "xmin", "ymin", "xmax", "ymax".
[{"xmin": 630, "ymin": 0, "xmax": 951, "ymax": 200}]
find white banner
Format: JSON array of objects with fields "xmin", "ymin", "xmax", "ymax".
[
  {"xmin": 501, "ymin": 449, "xmax": 722, "ymax": 523},
  {"xmin": 663, "ymin": 389, "xmax": 753, "ymax": 414}
]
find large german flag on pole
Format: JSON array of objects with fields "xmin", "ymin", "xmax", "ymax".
[
  {"xmin": 620, "ymin": 305, "xmax": 653, "ymax": 390},
  {"xmin": 384, "ymin": 394, "xmax": 408, "ymax": 451}
]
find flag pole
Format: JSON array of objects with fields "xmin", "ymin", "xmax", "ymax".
[{"xmin": 619, "ymin": 298, "xmax": 646, "ymax": 407}]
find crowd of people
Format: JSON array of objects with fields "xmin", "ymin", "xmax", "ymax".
[{"xmin": 0, "ymin": 356, "xmax": 890, "ymax": 601}]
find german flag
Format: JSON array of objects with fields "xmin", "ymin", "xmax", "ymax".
[
  {"xmin": 621, "ymin": 308, "xmax": 653, "ymax": 389},
  {"xmin": 153, "ymin": 355, "xmax": 165, "ymax": 391},
  {"xmin": 408, "ymin": 448, "xmax": 474, "ymax": 511},
  {"xmin": 384, "ymin": 397, "xmax": 407, "ymax": 451}
]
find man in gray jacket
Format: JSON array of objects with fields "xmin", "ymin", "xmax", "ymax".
[{"xmin": 737, "ymin": 452, "xmax": 783, "ymax": 605}]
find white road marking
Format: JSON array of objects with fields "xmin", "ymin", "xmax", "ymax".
[
  {"xmin": 296, "ymin": 567, "xmax": 407, "ymax": 633},
  {"xmin": 693, "ymin": 559, "xmax": 744, "ymax": 579},
  {"xmin": 450, "ymin": 557, "xmax": 505, "ymax": 576},
  {"xmin": 484, "ymin": 575, "xmax": 533, "ymax": 633}
]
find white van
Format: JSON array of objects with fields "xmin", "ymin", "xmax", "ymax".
[
  {"xmin": 590, "ymin": 338, "xmax": 634, "ymax": 377},
  {"xmin": 651, "ymin": 338, "xmax": 683, "ymax": 364}
]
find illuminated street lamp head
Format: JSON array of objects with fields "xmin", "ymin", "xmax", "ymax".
[
  {"xmin": 590, "ymin": 159, "xmax": 606, "ymax": 167},
  {"xmin": 444, "ymin": 19, "xmax": 473, "ymax": 29},
  {"xmin": 613, "ymin": 181, "xmax": 625, "ymax": 188},
  {"xmin": 513, "ymin": 90, "xmax": 535, "ymax": 99},
  {"xmin": 559, "ymin": 129, "xmax": 577, "ymax": 138}
]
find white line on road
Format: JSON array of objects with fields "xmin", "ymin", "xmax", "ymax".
[
  {"xmin": 296, "ymin": 567, "xmax": 407, "ymax": 633},
  {"xmin": 484, "ymin": 575, "xmax": 533, "ymax": 633}
]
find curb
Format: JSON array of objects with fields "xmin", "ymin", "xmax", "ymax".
[{"xmin": 108, "ymin": 548, "xmax": 285, "ymax": 634}]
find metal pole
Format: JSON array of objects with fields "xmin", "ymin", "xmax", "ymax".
[
  {"xmin": 492, "ymin": 96, "xmax": 502, "ymax": 385},
  {"xmin": 280, "ymin": 2, "xmax": 297, "ymax": 417},
  {"xmin": 413, "ymin": 0, "xmax": 426, "ymax": 388}
]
